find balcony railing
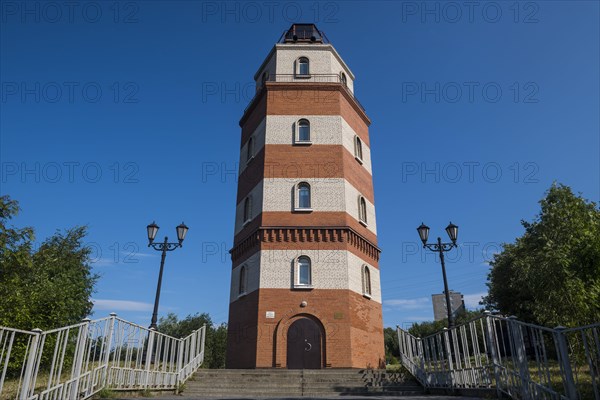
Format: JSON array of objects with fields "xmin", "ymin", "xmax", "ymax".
[
  {"xmin": 244, "ymin": 74, "xmax": 366, "ymax": 114},
  {"xmin": 267, "ymin": 73, "xmax": 342, "ymax": 83}
]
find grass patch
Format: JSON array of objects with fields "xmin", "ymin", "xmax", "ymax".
[{"xmin": 97, "ymin": 388, "xmax": 116, "ymax": 399}]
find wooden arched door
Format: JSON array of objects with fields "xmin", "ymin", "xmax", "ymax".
[{"xmin": 286, "ymin": 317, "xmax": 322, "ymax": 369}]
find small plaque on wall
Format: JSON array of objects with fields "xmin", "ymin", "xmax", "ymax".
[
  {"xmin": 266, "ymin": 311, "xmax": 275, "ymax": 319},
  {"xmin": 334, "ymin": 312, "xmax": 344, "ymax": 320}
]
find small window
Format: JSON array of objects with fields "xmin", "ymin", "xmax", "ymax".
[
  {"xmin": 298, "ymin": 57, "xmax": 309, "ymax": 76},
  {"xmin": 363, "ymin": 266, "xmax": 371, "ymax": 297},
  {"xmin": 354, "ymin": 136, "xmax": 363, "ymax": 162},
  {"xmin": 297, "ymin": 182, "xmax": 311, "ymax": 210},
  {"xmin": 341, "ymin": 72, "xmax": 347, "ymax": 87},
  {"xmin": 247, "ymin": 137, "xmax": 254, "ymax": 163},
  {"xmin": 243, "ymin": 197, "xmax": 252, "ymax": 223},
  {"xmin": 239, "ymin": 265, "xmax": 247, "ymax": 295},
  {"xmin": 261, "ymin": 71, "xmax": 269, "ymax": 85},
  {"xmin": 297, "ymin": 256, "xmax": 311, "ymax": 286},
  {"xmin": 297, "ymin": 119, "xmax": 310, "ymax": 143},
  {"xmin": 358, "ymin": 196, "xmax": 367, "ymax": 225}
]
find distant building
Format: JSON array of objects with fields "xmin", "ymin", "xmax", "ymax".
[{"xmin": 432, "ymin": 291, "xmax": 465, "ymax": 321}]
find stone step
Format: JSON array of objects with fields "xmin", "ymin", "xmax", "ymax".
[
  {"xmin": 183, "ymin": 389, "xmax": 425, "ymax": 396},
  {"xmin": 191, "ymin": 375, "xmax": 308, "ymax": 381},
  {"xmin": 183, "ymin": 368, "xmax": 424, "ymax": 398},
  {"xmin": 190, "ymin": 377, "xmax": 412, "ymax": 382},
  {"xmin": 184, "ymin": 386, "xmax": 302, "ymax": 394},
  {"xmin": 189, "ymin": 382, "xmax": 418, "ymax": 388},
  {"xmin": 192, "ymin": 368, "xmax": 388, "ymax": 374}
]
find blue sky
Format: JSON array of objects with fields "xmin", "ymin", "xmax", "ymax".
[{"xmin": 1, "ymin": 1, "xmax": 598, "ymax": 329}]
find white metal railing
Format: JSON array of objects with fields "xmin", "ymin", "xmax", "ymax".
[
  {"xmin": 0, "ymin": 314, "xmax": 206, "ymax": 400},
  {"xmin": 398, "ymin": 312, "xmax": 599, "ymax": 400}
]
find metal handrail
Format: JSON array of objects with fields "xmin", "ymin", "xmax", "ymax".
[
  {"xmin": 397, "ymin": 313, "xmax": 600, "ymax": 399},
  {"xmin": 0, "ymin": 315, "xmax": 206, "ymax": 400}
]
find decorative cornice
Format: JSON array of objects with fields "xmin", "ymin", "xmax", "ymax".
[{"xmin": 230, "ymin": 226, "xmax": 381, "ymax": 263}]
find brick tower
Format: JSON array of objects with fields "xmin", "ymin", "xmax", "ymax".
[{"xmin": 226, "ymin": 24, "xmax": 384, "ymax": 369}]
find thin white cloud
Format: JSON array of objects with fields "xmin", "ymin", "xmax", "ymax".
[
  {"xmin": 384, "ymin": 297, "xmax": 430, "ymax": 310},
  {"xmin": 92, "ymin": 299, "xmax": 154, "ymax": 312},
  {"xmin": 134, "ymin": 253, "xmax": 158, "ymax": 258},
  {"xmin": 90, "ymin": 258, "xmax": 119, "ymax": 267},
  {"xmin": 463, "ymin": 292, "xmax": 487, "ymax": 309}
]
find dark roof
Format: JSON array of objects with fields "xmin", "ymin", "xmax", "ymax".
[{"xmin": 279, "ymin": 24, "xmax": 329, "ymax": 44}]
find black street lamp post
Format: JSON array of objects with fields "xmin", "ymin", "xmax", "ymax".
[
  {"xmin": 417, "ymin": 222, "xmax": 459, "ymax": 329},
  {"xmin": 146, "ymin": 221, "xmax": 189, "ymax": 330}
]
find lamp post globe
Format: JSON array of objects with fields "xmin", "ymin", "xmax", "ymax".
[
  {"xmin": 445, "ymin": 222, "xmax": 458, "ymax": 245},
  {"xmin": 176, "ymin": 222, "xmax": 189, "ymax": 245},
  {"xmin": 417, "ymin": 223, "xmax": 430, "ymax": 246},
  {"xmin": 147, "ymin": 222, "xmax": 159, "ymax": 245}
]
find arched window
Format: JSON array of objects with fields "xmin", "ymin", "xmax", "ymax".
[
  {"xmin": 247, "ymin": 137, "xmax": 254, "ymax": 163},
  {"xmin": 297, "ymin": 182, "xmax": 311, "ymax": 210},
  {"xmin": 298, "ymin": 57, "xmax": 309, "ymax": 76},
  {"xmin": 239, "ymin": 265, "xmax": 247, "ymax": 295},
  {"xmin": 243, "ymin": 196, "xmax": 252, "ymax": 223},
  {"xmin": 354, "ymin": 136, "xmax": 363, "ymax": 161},
  {"xmin": 341, "ymin": 72, "xmax": 347, "ymax": 87},
  {"xmin": 363, "ymin": 266, "xmax": 371, "ymax": 297},
  {"xmin": 358, "ymin": 196, "xmax": 367, "ymax": 225},
  {"xmin": 297, "ymin": 119, "xmax": 310, "ymax": 142},
  {"xmin": 297, "ymin": 256, "xmax": 311, "ymax": 286}
]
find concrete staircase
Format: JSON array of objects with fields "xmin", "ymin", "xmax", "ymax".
[{"xmin": 182, "ymin": 369, "xmax": 424, "ymax": 397}]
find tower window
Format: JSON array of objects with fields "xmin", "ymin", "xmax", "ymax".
[
  {"xmin": 363, "ymin": 265, "xmax": 372, "ymax": 297},
  {"xmin": 297, "ymin": 256, "xmax": 312, "ymax": 286},
  {"xmin": 358, "ymin": 196, "xmax": 368, "ymax": 225},
  {"xmin": 297, "ymin": 57, "xmax": 310, "ymax": 76},
  {"xmin": 243, "ymin": 196, "xmax": 252, "ymax": 223},
  {"xmin": 247, "ymin": 137, "xmax": 254, "ymax": 163},
  {"xmin": 341, "ymin": 72, "xmax": 347, "ymax": 87},
  {"xmin": 296, "ymin": 119, "xmax": 311, "ymax": 143},
  {"xmin": 354, "ymin": 136, "xmax": 363, "ymax": 163},
  {"xmin": 296, "ymin": 182, "xmax": 311, "ymax": 210},
  {"xmin": 239, "ymin": 265, "xmax": 247, "ymax": 296}
]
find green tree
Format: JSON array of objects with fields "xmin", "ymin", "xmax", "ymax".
[
  {"xmin": 482, "ymin": 184, "xmax": 600, "ymax": 327},
  {"xmin": 407, "ymin": 309, "xmax": 484, "ymax": 337},
  {"xmin": 384, "ymin": 327, "xmax": 399, "ymax": 364},
  {"xmin": 0, "ymin": 195, "xmax": 98, "ymax": 330},
  {"xmin": 209, "ymin": 323, "xmax": 227, "ymax": 369},
  {"xmin": 157, "ymin": 312, "xmax": 227, "ymax": 369}
]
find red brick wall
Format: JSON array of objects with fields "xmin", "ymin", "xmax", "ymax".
[
  {"xmin": 227, "ymin": 288, "xmax": 384, "ymax": 368},
  {"xmin": 240, "ymin": 84, "xmax": 370, "ymax": 146}
]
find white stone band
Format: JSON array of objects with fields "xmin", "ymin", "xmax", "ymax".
[
  {"xmin": 235, "ymin": 178, "xmax": 377, "ymax": 235},
  {"xmin": 230, "ymin": 250, "xmax": 381, "ymax": 304}
]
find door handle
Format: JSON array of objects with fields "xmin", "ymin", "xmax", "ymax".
[{"xmin": 304, "ymin": 339, "xmax": 312, "ymax": 352}]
